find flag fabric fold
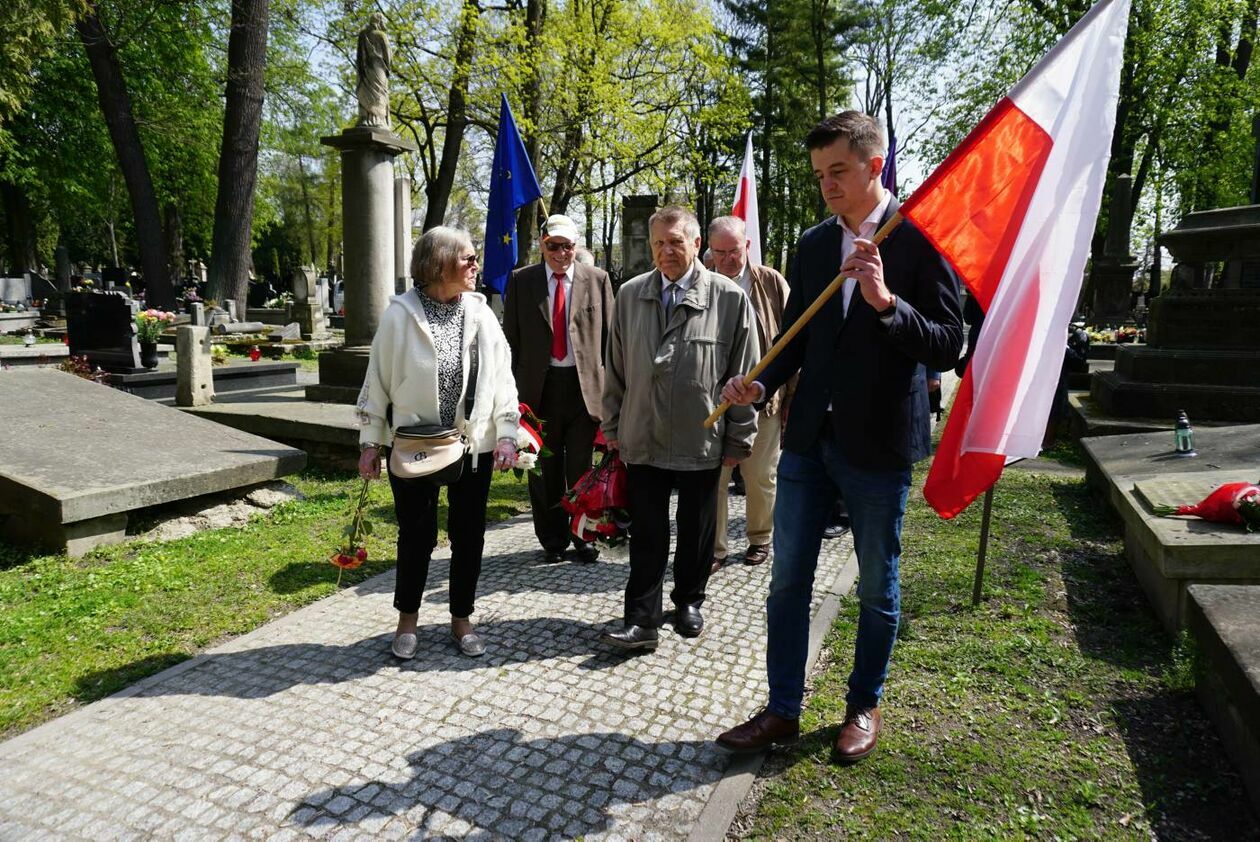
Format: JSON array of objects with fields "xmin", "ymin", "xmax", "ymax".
[
  {"xmin": 881, "ymin": 132, "xmax": 897, "ymax": 195},
  {"xmin": 483, "ymin": 94, "xmax": 543, "ymax": 296},
  {"xmin": 731, "ymin": 133, "xmax": 762, "ymax": 268},
  {"xmin": 905, "ymin": 0, "xmax": 1132, "ymax": 518}
]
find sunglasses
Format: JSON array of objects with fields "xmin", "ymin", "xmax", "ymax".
[
  {"xmin": 545, "ymin": 241, "xmax": 576, "ymax": 252},
  {"xmin": 459, "ymin": 253, "xmax": 479, "ymax": 266}
]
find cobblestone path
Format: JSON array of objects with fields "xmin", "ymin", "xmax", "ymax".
[{"xmin": 0, "ymin": 497, "xmax": 851, "ymax": 840}]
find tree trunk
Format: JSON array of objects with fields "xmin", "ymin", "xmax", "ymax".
[
  {"xmin": 515, "ymin": 0, "xmax": 546, "ymax": 260},
  {"xmin": 423, "ymin": 0, "xmax": 481, "ymax": 230},
  {"xmin": 0, "ymin": 177, "xmax": 39, "ymax": 273},
  {"xmin": 164, "ymin": 202, "xmax": 184, "ymax": 288},
  {"xmin": 207, "ymin": 0, "xmax": 270, "ymax": 313},
  {"xmin": 76, "ymin": 3, "xmax": 173, "ymax": 307}
]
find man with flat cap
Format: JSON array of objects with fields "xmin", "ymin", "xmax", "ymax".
[{"xmin": 504, "ymin": 214, "xmax": 615, "ymax": 563}]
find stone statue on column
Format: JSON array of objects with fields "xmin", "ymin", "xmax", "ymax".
[{"xmin": 355, "ymin": 12, "xmax": 391, "ymax": 129}]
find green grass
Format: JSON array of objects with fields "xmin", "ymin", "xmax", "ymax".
[
  {"xmin": 743, "ymin": 466, "xmax": 1252, "ymax": 838},
  {"xmin": 0, "ymin": 468, "xmax": 530, "ymax": 737}
]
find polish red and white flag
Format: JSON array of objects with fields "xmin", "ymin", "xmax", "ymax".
[
  {"xmin": 904, "ymin": 0, "xmax": 1131, "ymax": 518},
  {"xmin": 732, "ymin": 132, "xmax": 763, "ymax": 268}
]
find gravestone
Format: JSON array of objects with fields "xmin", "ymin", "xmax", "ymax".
[
  {"xmin": 621, "ymin": 195, "xmax": 657, "ymax": 285},
  {"xmin": 271, "ymin": 322, "xmax": 301, "ymax": 341},
  {"xmin": 1089, "ymin": 173, "xmax": 1141, "ymax": 324},
  {"xmin": 55, "ymin": 247, "xmax": 72, "ymax": 292},
  {"xmin": 0, "ymin": 276, "xmax": 31, "ymax": 303},
  {"xmin": 65, "ymin": 291, "xmax": 143, "ymax": 372},
  {"xmin": 101, "ymin": 267, "xmax": 127, "ymax": 290},
  {"xmin": 214, "ymin": 321, "xmax": 267, "ymax": 335},
  {"xmin": 175, "ymin": 325, "xmax": 214, "ymax": 407},
  {"xmin": 1092, "ymin": 203, "xmax": 1260, "ymax": 422},
  {"xmin": 290, "ymin": 267, "xmax": 327, "ymax": 340},
  {"xmin": 394, "ymin": 176, "xmax": 412, "ymax": 294},
  {"xmin": 189, "ymin": 302, "xmax": 206, "ymax": 327},
  {"xmin": 226, "ymin": 300, "xmax": 238, "ymax": 321},
  {"xmin": 316, "ymin": 278, "xmax": 331, "ymax": 313}
]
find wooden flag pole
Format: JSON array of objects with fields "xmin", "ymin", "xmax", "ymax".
[{"xmin": 702, "ymin": 212, "xmax": 904, "ymax": 429}]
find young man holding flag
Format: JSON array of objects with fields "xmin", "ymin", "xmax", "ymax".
[{"xmin": 716, "ymin": 111, "xmax": 963, "ymax": 761}]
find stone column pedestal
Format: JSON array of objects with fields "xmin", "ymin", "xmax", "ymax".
[
  {"xmin": 1090, "ymin": 258, "xmax": 1139, "ymax": 325},
  {"xmin": 308, "ymin": 126, "xmax": 417, "ymax": 404},
  {"xmin": 175, "ymin": 325, "xmax": 214, "ymax": 407}
]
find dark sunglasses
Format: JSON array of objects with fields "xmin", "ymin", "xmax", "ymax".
[
  {"xmin": 545, "ymin": 241, "xmax": 576, "ymax": 252},
  {"xmin": 459, "ymin": 253, "xmax": 479, "ymax": 265}
]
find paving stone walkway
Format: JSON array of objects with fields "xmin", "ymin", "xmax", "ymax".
[{"xmin": 0, "ymin": 496, "xmax": 852, "ymax": 840}]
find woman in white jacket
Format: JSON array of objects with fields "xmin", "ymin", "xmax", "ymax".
[{"xmin": 356, "ymin": 226, "xmax": 520, "ymax": 659}]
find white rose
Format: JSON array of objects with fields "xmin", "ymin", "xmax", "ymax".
[
  {"xmin": 516, "ymin": 451, "xmax": 538, "ymax": 471},
  {"xmin": 516, "ymin": 427, "xmax": 536, "ymax": 450}
]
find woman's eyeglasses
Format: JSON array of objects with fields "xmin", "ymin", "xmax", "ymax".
[
  {"xmin": 459, "ymin": 254, "xmax": 479, "ymax": 266},
  {"xmin": 544, "ymin": 241, "xmax": 576, "ymax": 253}
]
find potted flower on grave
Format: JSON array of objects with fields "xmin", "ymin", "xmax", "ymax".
[{"xmin": 134, "ymin": 308, "xmax": 176, "ymax": 368}]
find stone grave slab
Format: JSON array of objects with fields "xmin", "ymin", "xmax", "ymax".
[
  {"xmin": 0, "ymin": 369, "xmax": 306, "ymax": 556},
  {"xmin": 1081, "ymin": 424, "xmax": 1260, "ymax": 632},
  {"xmin": 1186, "ymin": 585, "xmax": 1260, "ymax": 814}
]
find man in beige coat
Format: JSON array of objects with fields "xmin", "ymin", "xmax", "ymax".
[
  {"xmin": 600, "ymin": 206, "xmax": 759, "ymax": 651},
  {"xmin": 707, "ymin": 215, "xmax": 793, "ymax": 574},
  {"xmin": 504, "ymin": 215, "xmax": 615, "ymax": 563}
]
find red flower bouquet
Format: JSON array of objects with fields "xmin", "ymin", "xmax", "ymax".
[
  {"xmin": 1153, "ymin": 481, "xmax": 1260, "ymax": 531},
  {"xmin": 562, "ymin": 451, "xmax": 630, "ymax": 545},
  {"xmin": 330, "ymin": 478, "xmax": 374, "ymax": 583}
]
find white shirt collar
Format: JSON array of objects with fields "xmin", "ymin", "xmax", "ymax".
[
  {"xmin": 662, "ymin": 261, "xmax": 696, "ymax": 291},
  {"xmin": 837, "ymin": 189, "xmax": 892, "ymax": 239}
]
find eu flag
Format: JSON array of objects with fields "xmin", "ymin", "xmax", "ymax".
[
  {"xmin": 881, "ymin": 132, "xmax": 897, "ymax": 195},
  {"xmin": 483, "ymin": 94, "xmax": 543, "ymax": 295}
]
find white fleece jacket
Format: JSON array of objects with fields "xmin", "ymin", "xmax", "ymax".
[{"xmin": 355, "ymin": 290, "xmax": 520, "ymax": 455}]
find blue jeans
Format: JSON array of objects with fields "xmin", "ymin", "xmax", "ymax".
[{"xmin": 766, "ymin": 433, "xmax": 910, "ymax": 718}]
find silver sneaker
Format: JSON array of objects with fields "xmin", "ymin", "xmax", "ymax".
[
  {"xmin": 391, "ymin": 632, "xmax": 418, "ymax": 660},
  {"xmin": 453, "ymin": 631, "xmax": 486, "ymax": 657}
]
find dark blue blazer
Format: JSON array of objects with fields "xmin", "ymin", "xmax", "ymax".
[{"xmin": 758, "ymin": 197, "xmax": 964, "ymax": 471}]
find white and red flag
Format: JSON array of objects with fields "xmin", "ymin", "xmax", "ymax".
[
  {"xmin": 905, "ymin": 0, "xmax": 1131, "ymax": 518},
  {"xmin": 732, "ymin": 132, "xmax": 763, "ymax": 267}
]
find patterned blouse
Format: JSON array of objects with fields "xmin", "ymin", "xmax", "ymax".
[{"xmin": 418, "ymin": 289, "xmax": 465, "ymax": 428}]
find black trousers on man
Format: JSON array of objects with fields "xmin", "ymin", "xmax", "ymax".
[
  {"xmin": 623, "ymin": 463, "xmax": 722, "ymax": 627},
  {"xmin": 529, "ymin": 366, "xmax": 598, "ymax": 553}
]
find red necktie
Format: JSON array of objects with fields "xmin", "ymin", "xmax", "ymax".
[{"xmin": 551, "ymin": 274, "xmax": 568, "ymax": 360}]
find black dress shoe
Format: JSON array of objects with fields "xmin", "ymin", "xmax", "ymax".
[
  {"xmin": 822, "ymin": 521, "xmax": 850, "ymax": 540},
  {"xmin": 600, "ymin": 624, "xmax": 659, "ymax": 651},
  {"xmin": 574, "ymin": 543, "xmax": 600, "ymax": 563},
  {"xmin": 542, "ymin": 549, "xmax": 565, "ymax": 563},
  {"xmin": 674, "ymin": 605, "xmax": 703, "ymax": 638}
]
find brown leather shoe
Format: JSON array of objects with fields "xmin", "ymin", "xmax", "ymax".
[
  {"xmin": 710, "ymin": 556, "xmax": 724, "ymax": 576},
  {"xmin": 743, "ymin": 544, "xmax": 770, "ymax": 565},
  {"xmin": 832, "ymin": 705, "xmax": 881, "ymax": 763},
  {"xmin": 716, "ymin": 710, "xmax": 799, "ymax": 755}
]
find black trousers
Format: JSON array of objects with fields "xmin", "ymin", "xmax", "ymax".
[
  {"xmin": 388, "ymin": 451, "xmax": 494, "ymax": 618},
  {"xmin": 623, "ymin": 462, "xmax": 722, "ymax": 627},
  {"xmin": 529, "ymin": 366, "xmax": 598, "ymax": 552}
]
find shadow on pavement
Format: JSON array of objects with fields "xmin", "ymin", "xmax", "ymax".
[
  {"xmin": 288, "ymin": 728, "xmax": 725, "ymax": 838},
  {"xmin": 73, "ymin": 617, "xmax": 623, "ymax": 700}
]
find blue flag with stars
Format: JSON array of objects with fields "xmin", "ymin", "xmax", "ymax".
[{"xmin": 483, "ymin": 94, "xmax": 543, "ymax": 295}]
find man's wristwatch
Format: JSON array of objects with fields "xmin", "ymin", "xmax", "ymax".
[{"xmin": 360, "ymin": 442, "xmax": 381, "ymax": 452}]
